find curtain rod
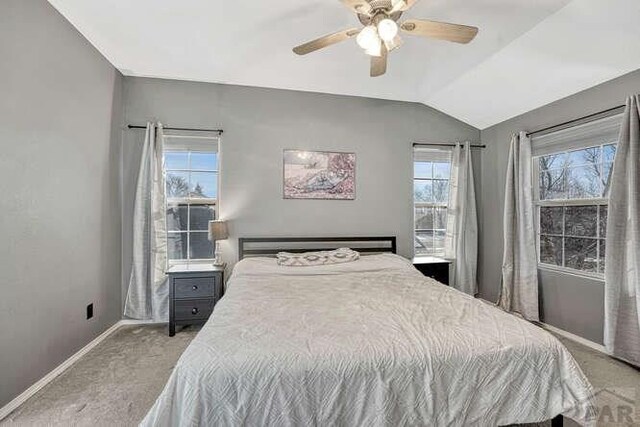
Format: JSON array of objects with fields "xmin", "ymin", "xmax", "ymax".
[
  {"xmin": 526, "ymin": 104, "xmax": 625, "ymax": 138},
  {"xmin": 127, "ymin": 124, "xmax": 223, "ymax": 135},
  {"xmin": 413, "ymin": 142, "xmax": 486, "ymax": 148}
]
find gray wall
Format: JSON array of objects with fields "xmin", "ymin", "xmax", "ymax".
[
  {"xmin": 479, "ymin": 69, "xmax": 640, "ymax": 344},
  {"xmin": 0, "ymin": 0, "xmax": 123, "ymax": 407},
  {"xmin": 122, "ymin": 77, "xmax": 480, "ymax": 304}
]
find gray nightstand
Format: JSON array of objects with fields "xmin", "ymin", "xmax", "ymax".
[
  {"xmin": 167, "ymin": 264, "xmax": 225, "ymax": 336},
  {"xmin": 412, "ymin": 256, "xmax": 452, "ymax": 285}
]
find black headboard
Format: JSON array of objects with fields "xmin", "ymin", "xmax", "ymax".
[{"xmin": 238, "ymin": 236, "xmax": 396, "ymax": 260}]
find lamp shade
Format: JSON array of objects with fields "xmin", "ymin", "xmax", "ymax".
[{"xmin": 208, "ymin": 220, "xmax": 229, "ymax": 241}]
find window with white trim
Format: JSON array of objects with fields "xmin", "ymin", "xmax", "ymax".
[
  {"xmin": 163, "ymin": 135, "xmax": 220, "ymax": 264},
  {"xmin": 532, "ymin": 114, "xmax": 620, "ymax": 275},
  {"xmin": 413, "ymin": 148, "xmax": 451, "ymax": 256}
]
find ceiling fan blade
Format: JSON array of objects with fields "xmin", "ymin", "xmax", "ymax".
[
  {"xmin": 390, "ymin": 0, "xmax": 420, "ymax": 13},
  {"xmin": 370, "ymin": 44, "xmax": 388, "ymax": 77},
  {"xmin": 339, "ymin": 0, "xmax": 372, "ymax": 15},
  {"xmin": 400, "ymin": 19, "xmax": 478, "ymax": 44},
  {"xmin": 293, "ymin": 28, "xmax": 360, "ymax": 55}
]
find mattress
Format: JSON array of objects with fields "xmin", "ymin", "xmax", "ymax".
[{"xmin": 141, "ymin": 253, "xmax": 596, "ymax": 426}]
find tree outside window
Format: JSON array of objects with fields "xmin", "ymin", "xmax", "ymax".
[
  {"xmin": 164, "ymin": 150, "xmax": 218, "ymax": 263},
  {"xmin": 536, "ymin": 143, "xmax": 616, "ymax": 274},
  {"xmin": 414, "ymin": 159, "xmax": 451, "ymax": 256}
]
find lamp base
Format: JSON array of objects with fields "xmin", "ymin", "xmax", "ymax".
[{"xmin": 213, "ymin": 241, "xmax": 224, "ymax": 266}]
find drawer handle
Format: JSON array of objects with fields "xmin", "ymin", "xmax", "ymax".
[
  {"xmin": 191, "ymin": 307, "xmax": 199, "ymax": 315},
  {"xmin": 192, "ymin": 285, "xmax": 198, "ymax": 291}
]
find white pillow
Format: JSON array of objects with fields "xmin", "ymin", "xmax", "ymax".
[{"xmin": 276, "ymin": 248, "xmax": 360, "ymax": 267}]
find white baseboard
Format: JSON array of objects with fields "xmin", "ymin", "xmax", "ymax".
[
  {"xmin": 0, "ymin": 319, "xmax": 163, "ymax": 421},
  {"xmin": 539, "ymin": 322, "xmax": 607, "ymax": 354}
]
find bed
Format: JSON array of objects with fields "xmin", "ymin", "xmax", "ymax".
[{"xmin": 141, "ymin": 236, "xmax": 595, "ymax": 427}]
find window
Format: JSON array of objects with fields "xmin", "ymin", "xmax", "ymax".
[
  {"xmin": 413, "ymin": 149, "xmax": 451, "ymax": 256},
  {"xmin": 533, "ymin": 114, "xmax": 620, "ymax": 275},
  {"xmin": 163, "ymin": 135, "xmax": 219, "ymax": 264}
]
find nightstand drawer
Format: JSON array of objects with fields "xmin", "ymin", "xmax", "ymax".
[
  {"xmin": 413, "ymin": 257, "xmax": 451, "ymax": 286},
  {"xmin": 415, "ymin": 263, "xmax": 449, "ymax": 280},
  {"xmin": 174, "ymin": 299, "xmax": 214, "ymax": 321},
  {"xmin": 174, "ymin": 276, "xmax": 216, "ymax": 299}
]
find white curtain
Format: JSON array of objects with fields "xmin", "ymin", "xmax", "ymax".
[
  {"xmin": 124, "ymin": 123, "xmax": 169, "ymax": 321},
  {"xmin": 605, "ymin": 95, "xmax": 640, "ymax": 366},
  {"xmin": 498, "ymin": 132, "xmax": 539, "ymax": 321},
  {"xmin": 444, "ymin": 142, "xmax": 478, "ymax": 295}
]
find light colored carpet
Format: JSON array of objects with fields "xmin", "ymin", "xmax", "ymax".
[
  {"xmin": 1, "ymin": 325, "xmax": 198, "ymax": 427},
  {"xmin": 2, "ymin": 324, "xmax": 638, "ymax": 426}
]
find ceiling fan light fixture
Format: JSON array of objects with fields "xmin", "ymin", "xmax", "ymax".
[
  {"xmin": 356, "ymin": 25, "xmax": 379, "ymax": 51},
  {"xmin": 384, "ymin": 34, "xmax": 403, "ymax": 51},
  {"xmin": 377, "ymin": 18, "xmax": 398, "ymax": 42},
  {"xmin": 365, "ymin": 39, "xmax": 382, "ymax": 57}
]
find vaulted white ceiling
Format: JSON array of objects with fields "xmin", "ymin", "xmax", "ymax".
[{"xmin": 48, "ymin": 0, "xmax": 640, "ymax": 129}]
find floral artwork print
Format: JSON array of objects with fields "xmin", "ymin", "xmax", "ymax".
[{"xmin": 283, "ymin": 150, "xmax": 356, "ymax": 199}]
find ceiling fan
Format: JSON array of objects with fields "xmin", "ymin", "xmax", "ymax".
[{"xmin": 292, "ymin": 0, "xmax": 478, "ymax": 77}]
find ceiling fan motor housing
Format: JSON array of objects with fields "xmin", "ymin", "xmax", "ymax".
[{"xmin": 357, "ymin": 0, "xmax": 403, "ymax": 26}]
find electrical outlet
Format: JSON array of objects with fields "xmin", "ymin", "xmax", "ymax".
[{"xmin": 86, "ymin": 303, "xmax": 94, "ymax": 319}]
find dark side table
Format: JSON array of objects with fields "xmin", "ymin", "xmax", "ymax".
[
  {"xmin": 412, "ymin": 256, "xmax": 452, "ymax": 285},
  {"xmin": 167, "ymin": 264, "xmax": 224, "ymax": 336}
]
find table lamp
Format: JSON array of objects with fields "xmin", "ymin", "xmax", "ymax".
[{"xmin": 208, "ymin": 220, "xmax": 228, "ymax": 266}]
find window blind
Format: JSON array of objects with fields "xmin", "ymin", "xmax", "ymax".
[
  {"xmin": 531, "ymin": 113, "xmax": 622, "ymax": 157},
  {"xmin": 413, "ymin": 146, "xmax": 452, "ymax": 162},
  {"xmin": 164, "ymin": 133, "xmax": 219, "ymax": 153}
]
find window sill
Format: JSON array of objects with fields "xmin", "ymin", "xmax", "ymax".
[
  {"xmin": 168, "ymin": 259, "xmax": 215, "ymax": 267},
  {"xmin": 537, "ymin": 264, "xmax": 605, "ymax": 282}
]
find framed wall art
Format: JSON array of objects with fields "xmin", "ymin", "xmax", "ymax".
[{"xmin": 283, "ymin": 150, "xmax": 356, "ymax": 200}]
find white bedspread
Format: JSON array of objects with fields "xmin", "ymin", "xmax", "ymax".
[{"xmin": 141, "ymin": 254, "xmax": 595, "ymax": 426}]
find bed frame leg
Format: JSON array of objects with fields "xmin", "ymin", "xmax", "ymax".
[{"xmin": 551, "ymin": 415, "xmax": 563, "ymax": 427}]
